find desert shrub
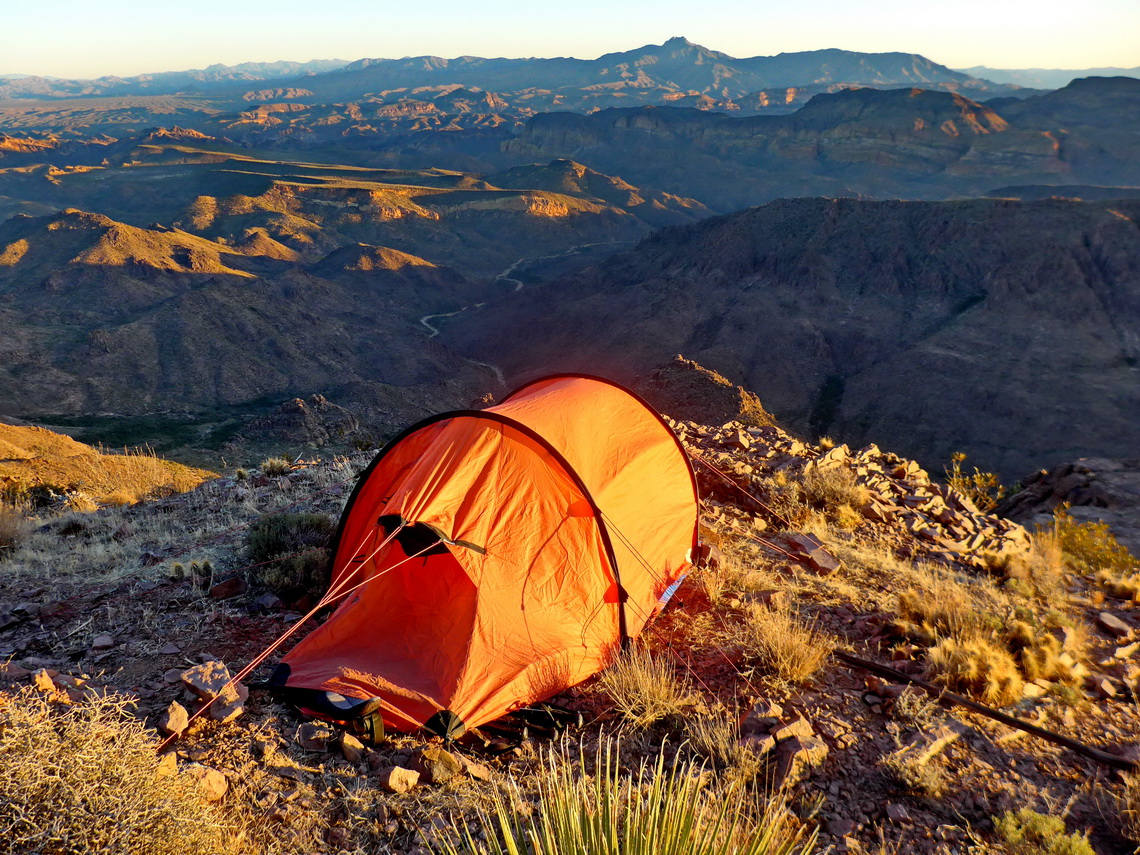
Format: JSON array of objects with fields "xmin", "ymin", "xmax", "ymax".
[
  {"xmin": 890, "ymin": 687, "xmax": 945, "ymax": 731},
  {"xmin": 879, "ymin": 744, "xmax": 948, "ymax": 798},
  {"xmin": 441, "ymin": 741, "xmax": 816, "ymax": 855},
  {"xmin": 993, "ymin": 808, "xmax": 1093, "ymax": 855},
  {"xmin": 1052, "ymin": 506, "xmax": 1138, "ymax": 576},
  {"xmin": 0, "ymin": 506, "xmax": 31, "ymax": 560},
  {"xmin": 755, "ymin": 471, "xmax": 812, "ymax": 528},
  {"xmin": 259, "ymin": 456, "xmax": 293, "ymax": 477},
  {"xmin": 245, "ymin": 512, "xmax": 335, "ymax": 600},
  {"xmin": 801, "ymin": 466, "xmax": 868, "ymax": 516},
  {"xmin": 0, "ymin": 687, "xmax": 241, "ymax": 854},
  {"xmin": 599, "ymin": 644, "xmax": 695, "ymax": 729},
  {"xmin": 944, "ymin": 451, "xmax": 1006, "ymax": 512},
  {"xmin": 894, "ymin": 571, "xmax": 1084, "ymax": 705},
  {"xmin": 734, "ymin": 604, "xmax": 833, "ymax": 684}
]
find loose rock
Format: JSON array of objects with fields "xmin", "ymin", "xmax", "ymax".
[
  {"xmin": 183, "ymin": 763, "xmax": 228, "ymax": 802},
  {"xmin": 158, "ymin": 701, "xmax": 190, "ymax": 737},
  {"xmin": 409, "ymin": 746, "xmax": 463, "ymax": 785},
  {"xmin": 378, "ymin": 765, "xmax": 420, "ymax": 794}
]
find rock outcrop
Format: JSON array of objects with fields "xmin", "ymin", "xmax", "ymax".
[{"xmin": 998, "ymin": 458, "xmax": 1140, "ymax": 555}]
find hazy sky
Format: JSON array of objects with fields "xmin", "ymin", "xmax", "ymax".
[{"xmin": 4, "ymin": 0, "xmax": 1138, "ymax": 78}]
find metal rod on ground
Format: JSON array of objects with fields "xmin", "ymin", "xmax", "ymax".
[{"xmin": 836, "ymin": 650, "xmax": 1138, "ymax": 772}]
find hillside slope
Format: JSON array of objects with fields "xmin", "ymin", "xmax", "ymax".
[
  {"xmin": 2, "ymin": 362, "xmax": 1139, "ymax": 854},
  {"xmin": 0, "ymin": 209, "xmax": 491, "ymax": 418},
  {"xmin": 0, "ymin": 422, "xmax": 214, "ymax": 505}
]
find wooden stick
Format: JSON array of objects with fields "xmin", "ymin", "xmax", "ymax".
[{"xmin": 835, "ymin": 650, "xmax": 1137, "ymax": 772}]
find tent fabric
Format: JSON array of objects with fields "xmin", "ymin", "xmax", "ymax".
[{"xmin": 276, "ymin": 375, "xmax": 698, "ymax": 736}]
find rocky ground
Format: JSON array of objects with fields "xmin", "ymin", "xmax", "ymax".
[{"xmin": 2, "ymin": 375, "xmax": 1140, "ymax": 854}]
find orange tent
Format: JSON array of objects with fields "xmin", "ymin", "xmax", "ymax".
[{"xmin": 272, "ymin": 375, "xmax": 698, "ymax": 738}]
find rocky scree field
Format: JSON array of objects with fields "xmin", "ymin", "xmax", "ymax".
[{"xmin": 1, "ymin": 370, "xmax": 1140, "ymax": 854}]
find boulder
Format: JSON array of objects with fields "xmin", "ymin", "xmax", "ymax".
[
  {"xmin": 340, "ymin": 733, "xmax": 365, "ymax": 764},
  {"xmin": 180, "ymin": 660, "xmax": 247, "ymax": 722},
  {"xmin": 770, "ymin": 735, "xmax": 829, "ymax": 788}
]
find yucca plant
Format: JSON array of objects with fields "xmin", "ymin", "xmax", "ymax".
[{"xmin": 441, "ymin": 741, "xmax": 816, "ymax": 855}]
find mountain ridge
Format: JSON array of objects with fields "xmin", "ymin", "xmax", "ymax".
[{"xmin": 0, "ymin": 39, "xmax": 1030, "ymax": 107}]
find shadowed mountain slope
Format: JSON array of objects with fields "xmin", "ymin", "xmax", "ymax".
[{"xmin": 449, "ymin": 196, "xmax": 1140, "ymax": 477}]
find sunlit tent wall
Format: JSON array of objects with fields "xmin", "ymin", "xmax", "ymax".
[{"xmin": 274, "ymin": 375, "xmax": 699, "ymax": 736}]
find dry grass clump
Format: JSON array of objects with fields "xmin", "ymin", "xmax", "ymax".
[
  {"xmin": 890, "ymin": 687, "xmax": 946, "ymax": 731},
  {"xmin": 685, "ymin": 705, "xmax": 757, "ymax": 773},
  {"xmin": 695, "ymin": 548, "xmax": 784, "ymax": 606},
  {"xmin": 599, "ymin": 644, "xmax": 696, "ymax": 728},
  {"xmin": 245, "ymin": 512, "xmax": 335, "ymax": 600},
  {"xmin": 1098, "ymin": 570, "xmax": 1140, "ymax": 603},
  {"xmin": 801, "ymin": 465, "xmax": 869, "ymax": 521},
  {"xmin": 754, "ymin": 470, "xmax": 812, "ymax": 528},
  {"xmin": 925, "ymin": 636, "xmax": 1025, "ymax": 707},
  {"xmin": 894, "ymin": 571, "xmax": 1084, "ymax": 706},
  {"xmin": 988, "ymin": 528, "xmax": 1067, "ymax": 603},
  {"xmin": 0, "ymin": 688, "xmax": 243, "ymax": 855},
  {"xmin": 895, "ymin": 579, "xmax": 992, "ymax": 647},
  {"xmin": 0, "ymin": 505, "xmax": 31, "ymax": 560},
  {"xmin": 754, "ymin": 465, "xmax": 867, "ymax": 530},
  {"xmin": 992, "ymin": 808, "xmax": 1094, "ymax": 855},
  {"xmin": 1005, "ymin": 620, "xmax": 1084, "ymax": 684},
  {"xmin": 260, "ymin": 456, "xmax": 293, "ymax": 477},
  {"xmin": 734, "ymin": 604, "xmax": 833, "ymax": 684},
  {"xmin": 1115, "ymin": 773, "xmax": 1140, "ymax": 847},
  {"xmin": 442, "ymin": 741, "xmax": 816, "ymax": 855}
]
